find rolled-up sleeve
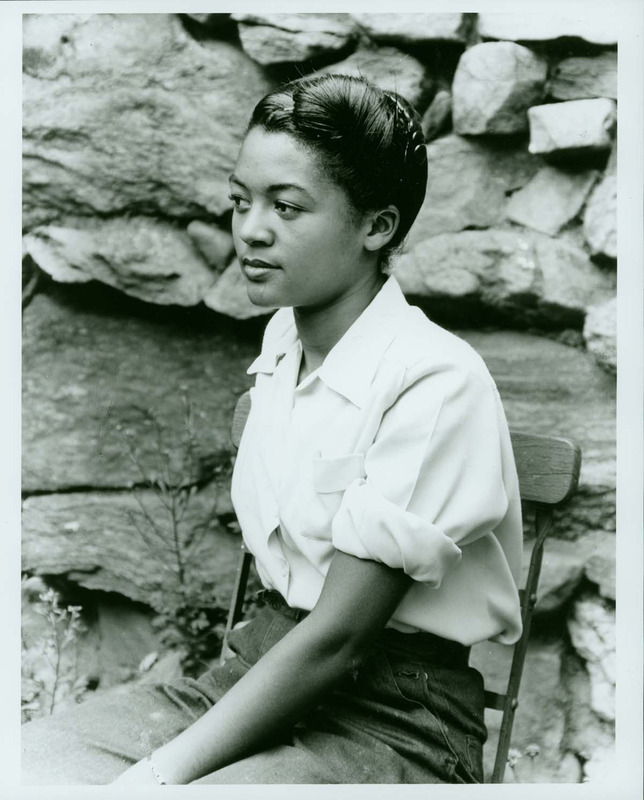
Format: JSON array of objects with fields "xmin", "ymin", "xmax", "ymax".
[{"xmin": 330, "ymin": 364, "xmax": 511, "ymax": 587}]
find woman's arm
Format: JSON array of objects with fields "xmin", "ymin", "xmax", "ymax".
[{"xmin": 113, "ymin": 550, "xmax": 411, "ymax": 785}]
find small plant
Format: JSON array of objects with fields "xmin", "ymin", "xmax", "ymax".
[
  {"xmin": 152, "ymin": 585, "xmax": 228, "ymax": 677},
  {"xmin": 108, "ymin": 396, "xmax": 232, "ymax": 677},
  {"xmin": 21, "ymin": 578, "xmax": 89, "ymax": 722}
]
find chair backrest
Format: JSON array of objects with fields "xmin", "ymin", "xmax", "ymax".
[
  {"xmin": 509, "ymin": 431, "xmax": 580, "ymax": 506},
  {"xmin": 225, "ymin": 390, "xmax": 581, "ymax": 783}
]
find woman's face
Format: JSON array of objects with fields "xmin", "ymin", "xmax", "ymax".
[{"xmin": 229, "ymin": 127, "xmax": 378, "ymax": 311}]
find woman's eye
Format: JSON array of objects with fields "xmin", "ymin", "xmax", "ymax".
[
  {"xmin": 228, "ymin": 194, "xmax": 250, "ymax": 211},
  {"xmin": 274, "ymin": 201, "xmax": 301, "ymax": 219}
]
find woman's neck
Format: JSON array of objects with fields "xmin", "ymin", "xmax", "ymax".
[{"xmin": 293, "ymin": 271, "xmax": 386, "ymax": 380}]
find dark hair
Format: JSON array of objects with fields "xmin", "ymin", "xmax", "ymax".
[{"xmin": 247, "ymin": 74, "xmax": 428, "ymax": 272}]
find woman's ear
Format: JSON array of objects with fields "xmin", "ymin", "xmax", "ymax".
[{"xmin": 363, "ymin": 205, "xmax": 400, "ymax": 253}]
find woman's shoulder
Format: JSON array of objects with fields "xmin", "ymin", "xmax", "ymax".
[{"xmin": 385, "ymin": 305, "xmax": 494, "ymax": 391}]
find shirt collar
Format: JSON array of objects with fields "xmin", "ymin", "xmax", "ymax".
[
  {"xmin": 246, "ymin": 310, "xmax": 299, "ymax": 376},
  {"xmin": 247, "ymin": 275, "xmax": 412, "ymax": 408}
]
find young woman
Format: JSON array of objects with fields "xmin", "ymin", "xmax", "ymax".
[{"xmin": 22, "ymin": 74, "xmax": 523, "ymax": 785}]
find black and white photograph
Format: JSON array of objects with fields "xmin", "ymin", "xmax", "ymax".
[{"xmin": 2, "ymin": 1, "xmax": 642, "ymax": 795}]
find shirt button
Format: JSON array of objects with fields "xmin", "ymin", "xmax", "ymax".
[{"xmin": 281, "ymin": 565, "xmax": 288, "ymax": 577}]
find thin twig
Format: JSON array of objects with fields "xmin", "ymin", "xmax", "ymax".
[
  {"xmin": 48, "ymin": 620, "xmax": 62, "ymax": 715},
  {"xmin": 22, "ymin": 267, "xmax": 41, "ymax": 310}
]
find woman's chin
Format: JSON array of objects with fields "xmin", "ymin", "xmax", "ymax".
[{"xmin": 244, "ymin": 282, "xmax": 283, "ymax": 309}]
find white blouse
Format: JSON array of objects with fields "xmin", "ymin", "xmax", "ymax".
[{"xmin": 231, "ymin": 276, "xmax": 523, "ymax": 646}]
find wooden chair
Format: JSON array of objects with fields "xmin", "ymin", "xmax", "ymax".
[{"xmin": 223, "ymin": 390, "xmax": 581, "ymax": 783}]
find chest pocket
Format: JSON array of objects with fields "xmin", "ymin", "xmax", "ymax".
[{"xmin": 294, "ymin": 452, "xmax": 366, "ymax": 542}]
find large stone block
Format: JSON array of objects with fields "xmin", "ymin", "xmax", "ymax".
[
  {"xmin": 461, "ymin": 331, "xmax": 615, "ymax": 545},
  {"xmin": 561, "ymin": 651, "xmax": 615, "ymax": 782},
  {"xmin": 583, "ymin": 534, "xmax": 616, "ymax": 601},
  {"xmin": 351, "ymin": 13, "xmax": 467, "ymax": 44},
  {"xmin": 232, "ymin": 13, "xmax": 356, "ymax": 65},
  {"xmin": 552, "ymin": 483, "xmax": 616, "ymax": 541},
  {"xmin": 318, "ymin": 45, "xmax": 433, "ymax": 109},
  {"xmin": 420, "ymin": 90, "xmax": 452, "ymax": 143},
  {"xmin": 568, "ymin": 594, "xmax": 615, "ymax": 723},
  {"xmin": 22, "ymin": 486, "xmax": 244, "ymax": 611},
  {"xmin": 506, "ymin": 166, "xmax": 599, "ymax": 236},
  {"xmin": 23, "ymin": 14, "xmax": 271, "ymax": 229},
  {"xmin": 407, "ymin": 135, "xmax": 540, "ymax": 248},
  {"xmin": 524, "ymin": 533, "xmax": 615, "ymax": 614},
  {"xmin": 549, "ymin": 52, "xmax": 617, "ymax": 101},
  {"xmin": 528, "ymin": 99, "xmax": 616, "ymax": 156},
  {"xmin": 583, "ymin": 297, "xmax": 617, "ymax": 374},
  {"xmin": 186, "ymin": 222, "xmax": 234, "ymax": 272},
  {"xmin": 452, "ymin": 42, "xmax": 547, "ymax": 135},
  {"xmin": 24, "ymin": 218, "xmax": 219, "ymax": 306},
  {"xmin": 22, "ymin": 287, "xmax": 258, "ymax": 492},
  {"xmin": 583, "ymin": 174, "xmax": 617, "ymax": 260},
  {"xmin": 477, "ymin": 13, "xmax": 618, "ymax": 45},
  {"xmin": 395, "ymin": 229, "xmax": 616, "ymax": 326}
]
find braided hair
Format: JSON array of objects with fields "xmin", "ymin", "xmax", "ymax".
[{"xmin": 247, "ymin": 74, "xmax": 428, "ymax": 272}]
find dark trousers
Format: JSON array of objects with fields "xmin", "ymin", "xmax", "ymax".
[{"xmin": 22, "ymin": 594, "xmax": 487, "ymax": 784}]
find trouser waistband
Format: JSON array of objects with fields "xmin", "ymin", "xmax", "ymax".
[
  {"xmin": 256, "ymin": 588, "xmax": 310, "ymax": 621},
  {"xmin": 255, "ymin": 589, "xmax": 470, "ymax": 669}
]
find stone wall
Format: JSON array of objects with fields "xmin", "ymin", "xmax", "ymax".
[{"xmin": 22, "ymin": 13, "xmax": 617, "ymax": 782}]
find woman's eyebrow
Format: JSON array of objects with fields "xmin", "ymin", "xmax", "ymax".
[
  {"xmin": 229, "ymin": 174, "xmax": 314, "ymax": 201},
  {"xmin": 266, "ymin": 182, "xmax": 313, "ymax": 200}
]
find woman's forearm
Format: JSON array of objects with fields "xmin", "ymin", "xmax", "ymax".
[
  {"xmin": 142, "ymin": 550, "xmax": 411, "ymax": 785},
  {"xmin": 151, "ymin": 615, "xmax": 358, "ymax": 784}
]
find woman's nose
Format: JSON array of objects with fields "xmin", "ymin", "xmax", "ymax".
[{"xmin": 238, "ymin": 206, "xmax": 274, "ymax": 247}]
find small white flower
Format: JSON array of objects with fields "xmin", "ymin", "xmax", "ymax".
[
  {"xmin": 138, "ymin": 651, "xmax": 159, "ymax": 673},
  {"xmin": 525, "ymin": 743, "xmax": 541, "ymax": 759}
]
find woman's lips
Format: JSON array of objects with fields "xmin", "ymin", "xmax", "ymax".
[{"xmin": 241, "ymin": 258, "xmax": 281, "ymax": 280}]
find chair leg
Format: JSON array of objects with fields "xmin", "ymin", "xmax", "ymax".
[
  {"xmin": 490, "ymin": 505, "xmax": 554, "ymax": 782},
  {"xmin": 220, "ymin": 545, "xmax": 252, "ymax": 665}
]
